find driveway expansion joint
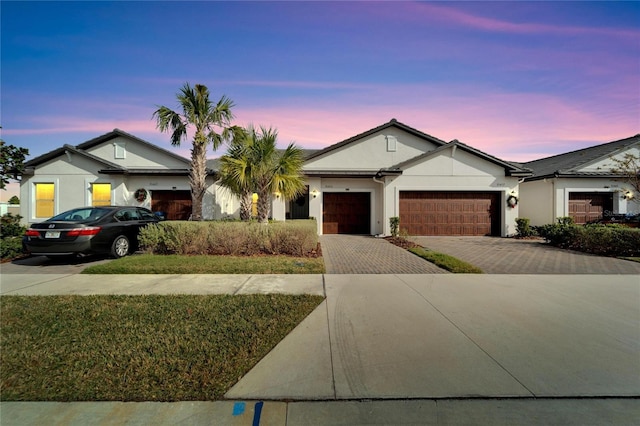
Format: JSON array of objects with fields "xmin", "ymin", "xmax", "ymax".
[{"xmin": 398, "ymin": 275, "xmax": 536, "ymax": 398}]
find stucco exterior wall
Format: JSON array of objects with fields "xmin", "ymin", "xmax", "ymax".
[
  {"xmin": 519, "ymin": 179, "xmax": 554, "ymax": 226},
  {"xmin": 520, "ymin": 176, "xmax": 639, "ymax": 227},
  {"xmin": 304, "ymin": 128, "xmax": 441, "ymax": 171},
  {"xmin": 85, "ymin": 136, "xmax": 188, "ymax": 169}
]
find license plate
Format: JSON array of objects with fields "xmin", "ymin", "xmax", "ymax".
[{"xmin": 45, "ymin": 231, "xmax": 61, "ymax": 239}]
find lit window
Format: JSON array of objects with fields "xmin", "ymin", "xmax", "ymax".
[
  {"xmin": 92, "ymin": 183, "xmax": 111, "ymax": 206},
  {"xmin": 35, "ymin": 183, "xmax": 55, "ymax": 218}
]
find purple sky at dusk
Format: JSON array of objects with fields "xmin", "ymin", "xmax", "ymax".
[{"xmin": 1, "ymin": 1, "xmax": 639, "ymax": 201}]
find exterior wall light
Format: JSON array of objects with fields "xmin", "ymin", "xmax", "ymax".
[
  {"xmin": 311, "ymin": 189, "xmax": 319, "ymax": 198},
  {"xmin": 623, "ymin": 190, "xmax": 634, "ymax": 200}
]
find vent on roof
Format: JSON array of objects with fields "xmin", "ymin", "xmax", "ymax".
[
  {"xmin": 386, "ymin": 135, "xmax": 397, "ymax": 152},
  {"xmin": 114, "ymin": 142, "xmax": 126, "ymax": 159}
]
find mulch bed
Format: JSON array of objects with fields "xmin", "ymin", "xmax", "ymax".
[{"xmin": 384, "ymin": 237, "xmax": 420, "ymax": 249}]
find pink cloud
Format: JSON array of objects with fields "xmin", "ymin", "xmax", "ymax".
[
  {"xmin": 233, "ymin": 83, "xmax": 638, "ymax": 162},
  {"xmin": 392, "ymin": 2, "xmax": 639, "ymax": 39}
]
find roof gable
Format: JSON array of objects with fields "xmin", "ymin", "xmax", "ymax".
[
  {"xmin": 305, "ymin": 118, "xmax": 446, "ymax": 162},
  {"xmin": 385, "ymin": 140, "xmax": 532, "ymax": 177},
  {"xmin": 523, "ymin": 134, "xmax": 640, "ymax": 180},
  {"xmin": 304, "ymin": 119, "xmax": 447, "ymax": 175},
  {"xmin": 24, "ymin": 129, "xmax": 191, "ymax": 174}
]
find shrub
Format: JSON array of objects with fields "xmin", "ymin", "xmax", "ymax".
[
  {"xmin": 138, "ymin": 219, "xmax": 319, "ymax": 257},
  {"xmin": 537, "ymin": 218, "xmax": 640, "ymax": 257},
  {"xmin": 1, "ymin": 213, "xmax": 26, "ymax": 260},
  {"xmin": 389, "ymin": 217, "xmax": 400, "ymax": 238},
  {"xmin": 0, "ymin": 213, "xmax": 25, "ymax": 238},
  {"xmin": 515, "ymin": 217, "xmax": 536, "ymax": 238},
  {"xmin": 1, "ymin": 237, "xmax": 24, "ymax": 260}
]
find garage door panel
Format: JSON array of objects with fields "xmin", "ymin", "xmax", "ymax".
[
  {"xmin": 400, "ymin": 191, "xmax": 499, "ymax": 236},
  {"xmin": 323, "ymin": 192, "xmax": 370, "ymax": 234},
  {"xmin": 569, "ymin": 193, "xmax": 613, "ymax": 224},
  {"xmin": 152, "ymin": 190, "xmax": 191, "ymax": 220}
]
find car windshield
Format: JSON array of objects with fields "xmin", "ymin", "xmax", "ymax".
[{"xmin": 49, "ymin": 208, "xmax": 111, "ymax": 222}]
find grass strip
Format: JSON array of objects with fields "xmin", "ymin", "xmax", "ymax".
[
  {"xmin": 1, "ymin": 294, "xmax": 324, "ymax": 401},
  {"xmin": 408, "ymin": 247, "xmax": 483, "ymax": 273},
  {"xmin": 82, "ymin": 254, "xmax": 325, "ymax": 274}
]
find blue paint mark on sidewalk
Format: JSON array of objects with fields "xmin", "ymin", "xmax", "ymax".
[
  {"xmin": 232, "ymin": 401, "xmax": 246, "ymax": 416},
  {"xmin": 252, "ymin": 401, "xmax": 264, "ymax": 426}
]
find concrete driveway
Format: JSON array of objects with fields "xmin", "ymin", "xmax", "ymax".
[
  {"xmin": 410, "ymin": 236, "xmax": 640, "ymax": 274},
  {"xmin": 1, "ymin": 254, "xmax": 113, "ymax": 275}
]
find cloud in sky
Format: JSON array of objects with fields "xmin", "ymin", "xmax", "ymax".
[{"xmin": 1, "ymin": 1, "xmax": 638, "ymax": 164}]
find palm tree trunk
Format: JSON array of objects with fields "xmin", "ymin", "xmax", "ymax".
[
  {"xmin": 257, "ymin": 189, "xmax": 271, "ymax": 224},
  {"xmin": 239, "ymin": 192, "xmax": 252, "ymax": 221},
  {"xmin": 190, "ymin": 142, "xmax": 207, "ymax": 221}
]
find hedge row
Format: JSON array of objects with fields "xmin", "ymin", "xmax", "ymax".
[
  {"xmin": 138, "ymin": 220, "xmax": 319, "ymax": 257},
  {"xmin": 537, "ymin": 222, "xmax": 640, "ymax": 257}
]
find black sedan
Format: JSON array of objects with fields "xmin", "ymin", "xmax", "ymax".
[{"xmin": 23, "ymin": 206, "xmax": 160, "ymax": 259}]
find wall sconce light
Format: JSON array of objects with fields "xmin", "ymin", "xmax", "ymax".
[
  {"xmin": 311, "ymin": 189, "xmax": 319, "ymax": 199},
  {"xmin": 274, "ymin": 191, "xmax": 281, "ymax": 199},
  {"xmin": 623, "ymin": 190, "xmax": 634, "ymax": 200}
]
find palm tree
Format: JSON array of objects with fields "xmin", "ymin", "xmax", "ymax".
[
  {"xmin": 153, "ymin": 83, "xmax": 238, "ymax": 221},
  {"xmin": 218, "ymin": 127, "xmax": 253, "ymax": 221},
  {"xmin": 218, "ymin": 125, "xmax": 306, "ymax": 223},
  {"xmin": 251, "ymin": 126, "xmax": 306, "ymax": 224}
]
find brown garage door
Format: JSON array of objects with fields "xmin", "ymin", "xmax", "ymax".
[
  {"xmin": 152, "ymin": 190, "xmax": 192, "ymax": 220},
  {"xmin": 399, "ymin": 191, "xmax": 499, "ymax": 236},
  {"xmin": 569, "ymin": 192, "xmax": 613, "ymax": 224},
  {"xmin": 323, "ymin": 192, "xmax": 370, "ymax": 234}
]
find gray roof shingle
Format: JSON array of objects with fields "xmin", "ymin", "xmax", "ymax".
[{"xmin": 522, "ymin": 134, "xmax": 640, "ymax": 180}]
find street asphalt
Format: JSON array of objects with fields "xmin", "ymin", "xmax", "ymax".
[{"xmin": 1, "ymin": 271, "xmax": 638, "ymax": 425}]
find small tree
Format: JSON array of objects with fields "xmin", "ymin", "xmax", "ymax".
[
  {"xmin": 1, "ymin": 140, "xmax": 29, "ymax": 190},
  {"xmin": 8, "ymin": 195, "xmax": 20, "ymax": 204},
  {"xmin": 610, "ymin": 153, "xmax": 640, "ymax": 201}
]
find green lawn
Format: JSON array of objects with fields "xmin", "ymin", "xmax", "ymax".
[
  {"xmin": 408, "ymin": 247, "xmax": 484, "ymax": 273},
  {"xmin": 83, "ymin": 254, "xmax": 325, "ymax": 274},
  {"xmin": 1, "ymin": 294, "xmax": 324, "ymax": 401}
]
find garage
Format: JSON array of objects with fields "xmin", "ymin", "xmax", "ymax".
[
  {"xmin": 151, "ymin": 190, "xmax": 192, "ymax": 220},
  {"xmin": 399, "ymin": 191, "xmax": 500, "ymax": 236},
  {"xmin": 569, "ymin": 192, "xmax": 613, "ymax": 224},
  {"xmin": 323, "ymin": 192, "xmax": 370, "ymax": 234}
]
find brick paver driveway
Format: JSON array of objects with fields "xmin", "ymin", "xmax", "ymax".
[
  {"xmin": 410, "ymin": 236, "xmax": 640, "ymax": 274},
  {"xmin": 320, "ymin": 235, "xmax": 446, "ymax": 274}
]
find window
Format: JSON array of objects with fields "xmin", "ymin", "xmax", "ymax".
[
  {"xmin": 114, "ymin": 142, "xmax": 126, "ymax": 159},
  {"xmin": 92, "ymin": 183, "xmax": 111, "ymax": 206},
  {"xmin": 35, "ymin": 183, "xmax": 55, "ymax": 218}
]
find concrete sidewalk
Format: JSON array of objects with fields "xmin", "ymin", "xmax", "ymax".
[{"xmin": 1, "ymin": 273, "xmax": 639, "ymax": 425}]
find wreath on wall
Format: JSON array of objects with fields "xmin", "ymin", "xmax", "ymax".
[
  {"xmin": 506, "ymin": 194, "xmax": 519, "ymax": 208},
  {"xmin": 134, "ymin": 188, "xmax": 148, "ymax": 203}
]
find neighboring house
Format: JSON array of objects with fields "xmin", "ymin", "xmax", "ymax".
[
  {"xmin": 20, "ymin": 129, "xmax": 240, "ymax": 224},
  {"xmin": 519, "ymin": 134, "xmax": 640, "ymax": 226},
  {"xmin": 291, "ymin": 119, "xmax": 532, "ymax": 236}
]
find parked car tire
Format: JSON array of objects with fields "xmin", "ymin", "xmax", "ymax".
[{"xmin": 111, "ymin": 235, "xmax": 130, "ymax": 258}]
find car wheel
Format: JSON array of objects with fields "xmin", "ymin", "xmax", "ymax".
[{"xmin": 111, "ymin": 235, "xmax": 130, "ymax": 258}]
